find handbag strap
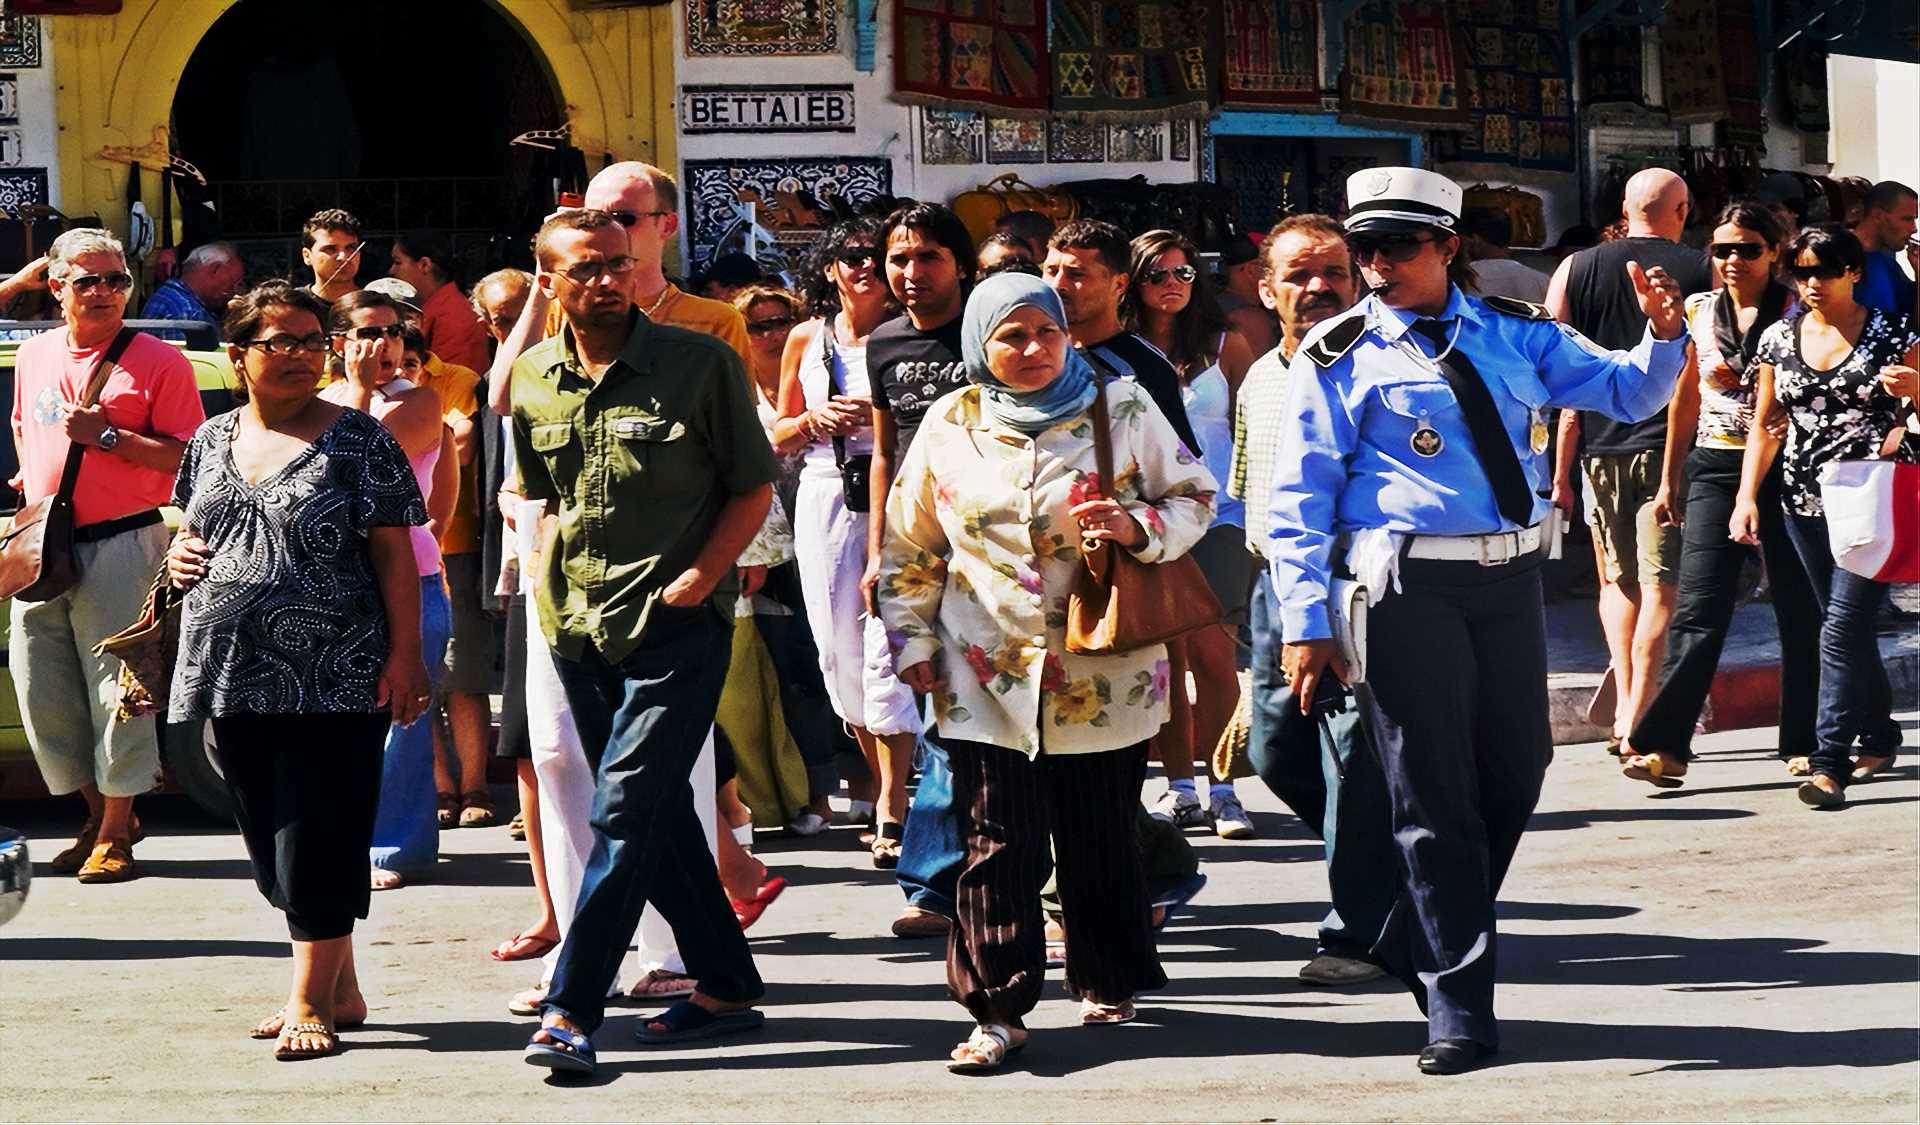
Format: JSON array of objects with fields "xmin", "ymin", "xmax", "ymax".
[
  {"xmin": 1088, "ymin": 376, "xmax": 1115, "ymax": 494},
  {"xmin": 818, "ymin": 315, "xmax": 852, "ymax": 470},
  {"xmin": 55, "ymin": 326, "xmax": 138, "ymax": 505}
]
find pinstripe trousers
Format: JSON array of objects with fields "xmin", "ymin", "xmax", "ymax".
[{"xmin": 945, "ymin": 737, "xmax": 1166, "ymax": 1025}]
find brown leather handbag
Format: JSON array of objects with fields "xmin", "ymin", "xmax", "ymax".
[
  {"xmin": 1065, "ymin": 379, "xmax": 1223, "ymax": 656},
  {"xmin": 950, "ymin": 173, "xmax": 1080, "ymax": 246},
  {"xmin": 0, "ymin": 327, "xmax": 136, "ymax": 602}
]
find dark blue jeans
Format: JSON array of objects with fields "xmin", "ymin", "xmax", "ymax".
[
  {"xmin": 1247, "ymin": 570, "xmax": 1396, "ymax": 959},
  {"xmin": 543, "ymin": 604, "xmax": 763, "ymax": 1035},
  {"xmin": 1784, "ymin": 510, "xmax": 1901, "ymax": 783},
  {"xmin": 897, "ymin": 728, "xmax": 963, "ymax": 917}
]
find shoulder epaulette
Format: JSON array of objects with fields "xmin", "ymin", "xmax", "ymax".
[
  {"xmin": 1480, "ymin": 294, "xmax": 1555, "ymax": 321},
  {"xmin": 1301, "ymin": 311, "xmax": 1368, "ymax": 369}
]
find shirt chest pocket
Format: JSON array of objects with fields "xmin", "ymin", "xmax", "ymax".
[
  {"xmin": 529, "ymin": 422, "xmax": 582, "ymax": 498},
  {"xmin": 605, "ymin": 409, "xmax": 697, "ymax": 481},
  {"xmin": 1377, "ymin": 381, "xmax": 1461, "ymax": 425}
]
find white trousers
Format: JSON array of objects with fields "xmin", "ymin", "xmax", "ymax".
[{"xmin": 518, "ymin": 504, "xmax": 716, "ymax": 984}]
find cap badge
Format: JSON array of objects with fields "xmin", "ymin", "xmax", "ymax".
[{"xmin": 1364, "ymin": 171, "xmax": 1394, "ymax": 197}]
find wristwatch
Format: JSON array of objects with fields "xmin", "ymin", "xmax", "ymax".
[{"xmin": 96, "ymin": 425, "xmax": 120, "ymax": 451}]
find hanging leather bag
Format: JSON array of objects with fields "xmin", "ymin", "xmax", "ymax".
[
  {"xmin": 0, "ymin": 327, "xmax": 137, "ymax": 602},
  {"xmin": 93, "ymin": 561, "xmax": 181, "ymax": 722},
  {"xmin": 950, "ymin": 173, "xmax": 1079, "ymax": 245},
  {"xmin": 1065, "ymin": 378, "xmax": 1222, "ymax": 655}
]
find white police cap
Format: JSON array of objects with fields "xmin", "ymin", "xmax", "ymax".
[{"xmin": 1344, "ymin": 167, "xmax": 1462, "ymax": 235}]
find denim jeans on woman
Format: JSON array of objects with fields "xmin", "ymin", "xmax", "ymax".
[
  {"xmin": 1783, "ymin": 510, "xmax": 1902, "ymax": 783},
  {"xmin": 369, "ymin": 574, "xmax": 452, "ymax": 875}
]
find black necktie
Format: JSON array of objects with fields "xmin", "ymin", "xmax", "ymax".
[{"xmin": 1411, "ymin": 319, "xmax": 1535, "ymax": 527}]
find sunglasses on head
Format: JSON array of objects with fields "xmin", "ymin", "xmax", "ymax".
[
  {"xmin": 836, "ymin": 247, "xmax": 879, "ymax": 269},
  {"xmin": 66, "ymin": 271, "xmax": 134, "ymax": 294},
  {"xmin": 1143, "ymin": 264, "xmax": 1198, "ymax": 285},
  {"xmin": 332, "ymin": 323, "xmax": 406, "ymax": 342},
  {"xmin": 607, "ymin": 210, "xmax": 672, "ymax": 228},
  {"xmin": 1348, "ymin": 233, "xmax": 1434, "ymax": 264},
  {"xmin": 1786, "ymin": 262, "xmax": 1848, "ymax": 282},
  {"xmin": 747, "ymin": 315, "xmax": 797, "ymax": 336},
  {"xmin": 1710, "ymin": 242, "xmax": 1767, "ymax": 261}
]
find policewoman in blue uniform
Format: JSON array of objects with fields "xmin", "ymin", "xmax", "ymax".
[{"xmin": 1267, "ymin": 169, "xmax": 1689, "ymax": 1075}]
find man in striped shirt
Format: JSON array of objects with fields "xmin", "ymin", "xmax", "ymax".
[{"xmin": 1227, "ymin": 215, "xmax": 1393, "ymax": 988}]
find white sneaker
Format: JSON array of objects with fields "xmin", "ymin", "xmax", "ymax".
[
  {"xmin": 1149, "ymin": 787, "xmax": 1204, "ymax": 828},
  {"xmin": 1207, "ymin": 792, "xmax": 1256, "ymax": 840}
]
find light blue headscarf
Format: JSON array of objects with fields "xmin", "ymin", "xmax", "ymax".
[{"xmin": 960, "ymin": 272, "xmax": 1099, "ymax": 434}]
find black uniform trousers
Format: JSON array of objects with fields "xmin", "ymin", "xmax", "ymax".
[
  {"xmin": 945, "ymin": 737, "xmax": 1166, "ymax": 1026},
  {"xmin": 1357, "ymin": 551, "xmax": 1552, "ymax": 1049},
  {"xmin": 1631, "ymin": 451, "xmax": 1820, "ymax": 761}
]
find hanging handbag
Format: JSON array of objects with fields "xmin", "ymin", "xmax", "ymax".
[
  {"xmin": 93, "ymin": 562, "xmax": 181, "ymax": 722},
  {"xmin": 1065, "ymin": 378, "xmax": 1223, "ymax": 656},
  {"xmin": 1817, "ymin": 460, "xmax": 1920, "ymax": 584},
  {"xmin": 0, "ymin": 327, "xmax": 137, "ymax": 602},
  {"xmin": 950, "ymin": 173, "xmax": 1080, "ymax": 245},
  {"xmin": 1209, "ymin": 691, "xmax": 1258, "ymax": 781}
]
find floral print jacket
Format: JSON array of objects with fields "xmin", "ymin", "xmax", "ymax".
[{"xmin": 878, "ymin": 379, "xmax": 1216, "ymax": 757}]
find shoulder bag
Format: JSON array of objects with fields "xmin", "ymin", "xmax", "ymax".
[
  {"xmin": 1065, "ymin": 378, "xmax": 1222, "ymax": 655},
  {"xmin": 0, "ymin": 326, "xmax": 137, "ymax": 602},
  {"xmin": 819, "ymin": 322, "xmax": 872, "ymax": 514},
  {"xmin": 94, "ymin": 561, "xmax": 181, "ymax": 722}
]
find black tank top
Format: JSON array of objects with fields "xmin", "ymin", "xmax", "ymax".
[{"xmin": 1565, "ymin": 236, "xmax": 1711, "ymax": 455}]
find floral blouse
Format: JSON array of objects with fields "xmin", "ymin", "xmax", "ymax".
[
  {"xmin": 1756, "ymin": 307, "xmax": 1919, "ymax": 517},
  {"xmin": 877, "ymin": 379, "xmax": 1216, "ymax": 757}
]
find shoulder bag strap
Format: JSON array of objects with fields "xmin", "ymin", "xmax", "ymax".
[
  {"xmin": 54, "ymin": 326, "xmax": 138, "ymax": 505},
  {"xmin": 1088, "ymin": 376, "xmax": 1115, "ymax": 492},
  {"xmin": 819, "ymin": 316, "xmax": 851, "ymax": 469}
]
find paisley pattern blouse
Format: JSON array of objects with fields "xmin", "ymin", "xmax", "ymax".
[
  {"xmin": 877, "ymin": 379, "xmax": 1216, "ymax": 757},
  {"xmin": 168, "ymin": 408, "xmax": 427, "ymax": 721}
]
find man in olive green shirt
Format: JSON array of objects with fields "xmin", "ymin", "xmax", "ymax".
[{"xmin": 513, "ymin": 209, "xmax": 775, "ymax": 1070}]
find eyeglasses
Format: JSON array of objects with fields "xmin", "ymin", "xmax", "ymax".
[
  {"xmin": 556, "ymin": 255, "xmax": 638, "ymax": 284},
  {"xmin": 1348, "ymin": 234, "xmax": 1434, "ymax": 264},
  {"xmin": 836, "ymin": 247, "xmax": 879, "ymax": 269},
  {"xmin": 747, "ymin": 316, "xmax": 797, "ymax": 336},
  {"xmin": 1786, "ymin": 262, "xmax": 1847, "ymax": 282},
  {"xmin": 332, "ymin": 324, "xmax": 406, "ymax": 342},
  {"xmin": 1710, "ymin": 242, "xmax": 1767, "ymax": 261},
  {"xmin": 65, "ymin": 271, "xmax": 134, "ymax": 294},
  {"xmin": 607, "ymin": 210, "xmax": 673, "ymax": 228},
  {"xmin": 1143, "ymin": 264, "xmax": 1197, "ymax": 285},
  {"xmin": 242, "ymin": 333, "xmax": 329, "ymax": 355}
]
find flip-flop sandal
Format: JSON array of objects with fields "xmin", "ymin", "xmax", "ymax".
[
  {"xmin": 632, "ymin": 1000, "xmax": 765, "ymax": 1045},
  {"xmin": 459, "ymin": 791, "xmax": 500, "ymax": 829},
  {"xmin": 1045, "ymin": 941, "xmax": 1067, "ymax": 969},
  {"xmin": 947, "ymin": 1023, "xmax": 1025, "ymax": 1074},
  {"xmin": 524, "ymin": 1025, "xmax": 595, "ymax": 1074},
  {"xmin": 490, "ymin": 932, "xmax": 559, "ymax": 962},
  {"xmin": 627, "ymin": 970, "xmax": 698, "ymax": 1000},
  {"xmin": 1851, "ymin": 754, "xmax": 1896, "ymax": 783},
  {"xmin": 785, "ymin": 811, "xmax": 829, "ymax": 837},
  {"xmin": 274, "ymin": 1021, "xmax": 336, "ymax": 1061},
  {"xmin": 1621, "ymin": 753, "xmax": 1686, "ymax": 789},
  {"xmin": 508, "ymin": 812, "xmax": 527, "ymax": 841},
  {"xmin": 251, "ymin": 1008, "xmax": 367, "ymax": 1039},
  {"xmin": 1785, "ymin": 756, "xmax": 1812, "ymax": 777},
  {"xmin": 436, "ymin": 792, "xmax": 459, "ymax": 830},
  {"xmin": 1151, "ymin": 871, "xmax": 1207, "ymax": 930},
  {"xmin": 733, "ymin": 875, "xmax": 787, "ymax": 931},
  {"xmin": 870, "ymin": 822, "xmax": 904, "ymax": 870},
  {"xmin": 1079, "ymin": 998, "xmax": 1136, "ymax": 1025}
]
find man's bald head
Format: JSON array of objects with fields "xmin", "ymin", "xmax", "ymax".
[
  {"xmin": 1623, "ymin": 168, "xmax": 1690, "ymax": 241},
  {"xmin": 584, "ymin": 161, "xmax": 678, "ymax": 215}
]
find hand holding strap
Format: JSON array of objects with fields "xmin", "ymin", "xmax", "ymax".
[{"xmin": 55, "ymin": 327, "xmax": 138, "ymax": 505}]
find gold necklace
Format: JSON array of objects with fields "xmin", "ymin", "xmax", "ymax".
[{"xmin": 639, "ymin": 284, "xmax": 674, "ymax": 319}]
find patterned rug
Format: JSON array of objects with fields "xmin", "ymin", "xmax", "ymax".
[
  {"xmin": 892, "ymin": 0, "xmax": 1050, "ymax": 116},
  {"xmin": 1339, "ymin": 1, "xmax": 1468, "ymax": 129},
  {"xmin": 1050, "ymin": 0, "xmax": 1218, "ymax": 120},
  {"xmin": 1221, "ymin": 0, "xmax": 1319, "ymax": 108},
  {"xmin": 1445, "ymin": 0, "xmax": 1575, "ymax": 171},
  {"xmin": 683, "ymin": 157, "xmax": 893, "ymax": 277},
  {"xmin": 1716, "ymin": 0, "xmax": 1766, "ymax": 146},
  {"xmin": 1578, "ymin": 22, "xmax": 1642, "ymax": 104},
  {"xmin": 1660, "ymin": 0, "xmax": 1725, "ymax": 125},
  {"xmin": 685, "ymin": 0, "xmax": 839, "ymax": 56}
]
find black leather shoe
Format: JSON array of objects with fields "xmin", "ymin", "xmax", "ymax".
[{"xmin": 1418, "ymin": 1038, "xmax": 1490, "ymax": 1075}]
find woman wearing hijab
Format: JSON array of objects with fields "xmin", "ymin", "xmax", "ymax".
[{"xmin": 876, "ymin": 273, "xmax": 1216, "ymax": 1072}]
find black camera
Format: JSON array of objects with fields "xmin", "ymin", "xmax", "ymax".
[{"xmin": 840, "ymin": 454, "xmax": 872, "ymax": 513}]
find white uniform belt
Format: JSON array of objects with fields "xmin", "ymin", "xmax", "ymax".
[{"xmin": 1404, "ymin": 525, "xmax": 1543, "ymax": 566}]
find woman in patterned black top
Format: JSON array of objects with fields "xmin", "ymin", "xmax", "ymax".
[
  {"xmin": 165, "ymin": 282, "xmax": 428, "ymax": 1061},
  {"xmin": 1732, "ymin": 226, "xmax": 1920, "ymax": 808}
]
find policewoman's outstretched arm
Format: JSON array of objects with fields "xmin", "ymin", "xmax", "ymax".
[{"xmin": 1524, "ymin": 262, "xmax": 1690, "ymax": 423}]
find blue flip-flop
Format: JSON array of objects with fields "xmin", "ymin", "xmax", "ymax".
[
  {"xmin": 524, "ymin": 1025, "xmax": 595, "ymax": 1074},
  {"xmin": 1152, "ymin": 871, "xmax": 1208, "ymax": 930},
  {"xmin": 633, "ymin": 1000, "xmax": 765, "ymax": 1045}
]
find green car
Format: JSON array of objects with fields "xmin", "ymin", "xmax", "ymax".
[{"xmin": 0, "ymin": 320, "xmax": 239, "ymax": 819}]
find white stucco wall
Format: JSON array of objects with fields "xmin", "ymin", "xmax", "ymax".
[{"xmin": 1830, "ymin": 55, "xmax": 1920, "ymax": 187}]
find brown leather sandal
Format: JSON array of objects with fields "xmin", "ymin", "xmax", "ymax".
[{"xmin": 458, "ymin": 790, "xmax": 499, "ymax": 829}]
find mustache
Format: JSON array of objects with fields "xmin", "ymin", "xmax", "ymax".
[{"xmin": 1297, "ymin": 293, "xmax": 1341, "ymax": 309}]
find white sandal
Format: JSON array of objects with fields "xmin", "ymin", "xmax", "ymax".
[
  {"xmin": 1079, "ymin": 997, "xmax": 1136, "ymax": 1025},
  {"xmin": 947, "ymin": 1023, "xmax": 1025, "ymax": 1073}
]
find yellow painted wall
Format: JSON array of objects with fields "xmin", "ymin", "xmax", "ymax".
[{"xmin": 49, "ymin": 0, "xmax": 675, "ymax": 233}]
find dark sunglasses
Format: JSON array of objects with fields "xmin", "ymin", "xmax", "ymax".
[
  {"xmin": 747, "ymin": 315, "xmax": 797, "ymax": 336},
  {"xmin": 243, "ymin": 333, "xmax": 329, "ymax": 356},
  {"xmin": 1143, "ymin": 264, "xmax": 1198, "ymax": 285},
  {"xmin": 1786, "ymin": 262, "xmax": 1848, "ymax": 282},
  {"xmin": 67, "ymin": 271, "xmax": 134, "ymax": 293},
  {"xmin": 332, "ymin": 324, "xmax": 406, "ymax": 342},
  {"xmin": 1710, "ymin": 242, "xmax": 1767, "ymax": 261},
  {"xmin": 607, "ymin": 209, "xmax": 672, "ymax": 228},
  {"xmin": 1348, "ymin": 234, "xmax": 1434, "ymax": 264},
  {"xmin": 836, "ymin": 247, "xmax": 879, "ymax": 268}
]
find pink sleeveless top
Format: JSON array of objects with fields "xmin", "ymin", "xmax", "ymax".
[{"xmin": 346, "ymin": 379, "xmax": 443, "ymax": 577}]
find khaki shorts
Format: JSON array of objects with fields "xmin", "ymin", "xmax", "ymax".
[{"xmin": 1582, "ymin": 449, "xmax": 1680, "ymax": 586}]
